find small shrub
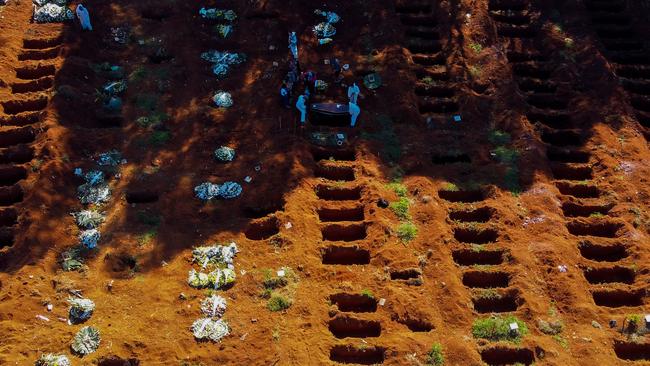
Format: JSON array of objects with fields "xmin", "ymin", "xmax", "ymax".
[
  {"xmin": 493, "ymin": 146, "xmax": 519, "ymax": 164},
  {"xmin": 397, "ymin": 222, "xmax": 418, "ymax": 243},
  {"xmin": 134, "ymin": 93, "xmax": 159, "ymax": 111},
  {"xmin": 472, "ymin": 315, "xmax": 528, "ymax": 343},
  {"xmin": 148, "ymin": 131, "xmax": 171, "ymax": 146},
  {"xmin": 488, "ymin": 130, "xmax": 511, "ymax": 145},
  {"xmin": 137, "ymin": 230, "xmax": 157, "ymax": 246},
  {"xmin": 136, "ymin": 210, "xmax": 161, "ymax": 226},
  {"xmin": 386, "ymin": 182, "xmax": 408, "ymax": 197},
  {"xmin": 469, "ymin": 65, "xmax": 482, "ymax": 77},
  {"xmin": 442, "ymin": 182, "xmax": 459, "ymax": 191},
  {"xmin": 389, "ymin": 197, "xmax": 411, "ymax": 220},
  {"xmin": 426, "ymin": 343, "xmax": 445, "ymax": 366},
  {"xmin": 360, "ymin": 289, "xmax": 374, "ymax": 299},
  {"xmin": 469, "ymin": 42, "xmax": 483, "ymax": 53},
  {"xmin": 538, "ymin": 319, "xmax": 564, "ymax": 335},
  {"xmin": 262, "ymin": 269, "xmax": 288, "ymax": 290},
  {"xmin": 267, "ymin": 294, "xmax": 291, "ymax": 312}
]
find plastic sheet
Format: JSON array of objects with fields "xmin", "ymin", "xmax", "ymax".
[
  {"xmin": 79, "ymin": 229, "xmax": 100, "ymax": 249},
  {"xmin": 201, "ymin": 51, "xmax": 246, "ymax": 78},
  {"xmin": 72, "ymin": 210, "xmax": 105, "ymax": 229},
  {"xmin": 194, "ymin": 182, "xmax": 220, "ymax": 200},
  {"xmin": 68, "ymin": 298, "xmax": 95, "ymax": 323},
  {"xmin": 214, "ymin": 146, "xmax": 235, "ymax": 162},
  {"xmin": 219, "ymin": 182, "xmax": 242, "ymax": 199},
  {"xmin": 213, "ymin": 91, "xmax": 233, "ymax": 108}
]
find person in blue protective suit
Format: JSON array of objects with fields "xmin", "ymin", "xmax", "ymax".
[
  {"xmin": 349, "ymin": 101, "xmax": 360, "ymax": 127},
  {"xmin": 288, "ymin": 32, "xmax": 298, "ymax": 60},
  {"xmin": 280, "ymin": 82, "xmax": 290, "ymax": 109},
  {"xmin": 76, "ymin": 4, "xmax": 92, "ymax": 31},
  {"xmin": 347, "ymin": 82, "xmax": 360, "ymax": 104},
  {"xmin": 296, "ymin": 94, "xmax": 307, "ymax": 125}
]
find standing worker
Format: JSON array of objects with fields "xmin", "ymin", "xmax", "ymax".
[
  {"xmin": 288, "ymin": 32, "xmax": 298, "ymax": 60},
  {"xmin": 296, "ymin": 94, "xmax": 307, "ymax": 125},
  {"xmin": 280, "ymin": 82, "xmax": 290, "ymax": 109},
  {"xmin": 347, "ymin": 82, "xmax": 360, "ymax": 104},
  {"xmin": 349, "ymin": 101, "xmax": 360, "ymax": 127},
  {"xmin": 76, "ymin": 4, "xmax": 92, "ymax": 31}
]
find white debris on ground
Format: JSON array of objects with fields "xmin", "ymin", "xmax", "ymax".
[
  {"xmin": 191, "ymin": 318, "xmax": 230, "ymax": 342},
  {"xmin": 187, "ymin": 268, "xmax": 236, "ymax": 289},
  {"xmin": 200, "ymin": 294, "xmax": 227, "ymax": 318},
  {"xmin": 33, "ymin": 1, "xmax": 74, "ymax": 23},
  {"xmin": 71, "ymin": 210, "xmax": 105, "ymax": 229},
  {"xmin": 35, "ymin": 354, "xmax": 71, "ymax": 366},
  {"xmin": 192, "ymin": 242, "xmax": 238, "ymax": 269},
  {"xmin": 313, "ymin": 9, "xmax": 340, "ymax": 44},
  {"xmin": 213, "ymin": 91, "xmax": 233, "ymax": 108},
  {"xmin": 68, "ymin": 298, "xmax": 95, "ymax": 323},
  {"xmin": 214, "ymin": 146, "xmax": 236, "ymax": 162}
]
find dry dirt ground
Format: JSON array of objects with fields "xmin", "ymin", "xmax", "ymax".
[{"xmin": 0, "ymin": 0, "xmax": 649, "ymax": 365}]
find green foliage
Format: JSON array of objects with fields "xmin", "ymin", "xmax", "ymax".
[
  {"xmin": 469, "ymin": 42, "xmax": 483, "ymax": 53},
  {"xmin": 493, "ymin": 146, "xmax": 519, "ymax": 164},
  {"xmin": 386, "ymin": 182, "xmax": 408, "ymax": 197},
  {"xmin": 538, "ymin": 319, "xmax": 564, "ymax": 335},
  {"xmin": 389, "ymin": 197, "xmax": 411, "ymax": 220},
  {"xmin": 361, "ymin": 115, "xmax": 401, "ymax": 162},
  {"xmin": 137, "ymin": 230, "xmax": 157, "ymax": 246},
  {"xmin": 136, "ymin": 210, "xmax": 161, "ymax": 226},
  {"xmin": 129, "ymin": 66, "xmax": 148, "ymax": 83},
  {"xmin": 504, "ymin": 166, "xmax": 521, "ymax": 194},
  {"xmin": 148, "ymin": 131, "xmax": 171, "ymax": 146},
  {"xmin": 472, "ymin": 315, "xmax": 528, "ymax": 343},
  {"xmin": 267, "ymin": 294, "xmax": 291, "ymax": 312},
  {"xmin": 134, "ymin": 93, "xmax": 159, "ymax": 111},
  {"xmin": 360, "ymin": 289, "xmax": 374, "ymax": 299},
  {"xmin": 137, "ymin": 111, "xmax": 170, "ymax": 128},
  {"xmin": 426, "ymin": 343, "xmax": 445, "ymax": 366},
  {"xmin": 442, "ymin": 182, "xmax": 459, "ymax": 192},
  {"xmin": 397, "ymin": 222, "xmax": 418, "ymax": 243},
  {"xmin": 262, "ymin": 269, "xmax": 288, "ymax": 290},
  {"xmin": 488, "ymin": 130, "xmax": 511, "ymax": 145}
]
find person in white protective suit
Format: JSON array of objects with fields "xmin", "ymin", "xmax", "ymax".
[
  {"xmin": 347, "ymin": 82, "xmax": 360, "ymax": 104},
  {"xmin": 296, "ymin": 94, "xmax": 307, "ymax": 125},
  {"xmin": 76, "ymin": 4, "xmax": 92, "ymax": 31},
  {"xmin": 288, "ymin": 32, "xmax": 298, "ymax": 60},
  {"xmin": 349, "ymin": 101, "xmax": 360, "ymax": 127}
]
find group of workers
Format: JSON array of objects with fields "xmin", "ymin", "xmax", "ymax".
[{"xmin": 280, "ymin": 32, "xmax": 361, "ymax": 127}]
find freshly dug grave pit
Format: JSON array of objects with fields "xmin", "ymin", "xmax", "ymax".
[
  {"xmin": 438, "ymin": 189, "xmax": 484, "ymax": 203},
  {"xmin": 1, "ymin": 97, "xmax": 48, "ymax": 115},
  {"xmin": 578, "ymin": 242, "xmax": 628, "ymax": 262},
  {"xmin": 555, "ymin": 182, "xmax": 600, "ymax": 198},
  {"xmin": 321, "ymin": 223, "xmax": 367, "ymax": 242},
  {"xmin": 497, "ymin": 25, "xmax": 536, "ymax": 38},
  {"xmin": 472, "ymin": 291, "xmax": 520, "ymax": 313},
  {"xmin": 452, "ymin": 248, "xmax": 505, "ymax": 266},
  {"xmin": 561, "ymin": 202, "xmax": 611, "ymax": 217},
  {"xmin": 242, "ymin": 200, "xmax": 284, "ymax": 218},
  {"xmin": 405, "ymin": 39, "xmax": 442, "ymax": 54},
  {"xmin": 517, "ymin": 78, "xmax": 557, "ymax": 93},
  {"xmin": 23, "ymin": 36, "xmax": 63, "ymax": 49},
  {"xmin": 395, "ymin": 2, "xmax": 432, "ymax": 13},
  {"xmin": 550, "ymin": 164, "xmax": 593, "ymax": 180},
  {"xmin": 507, "ymin": 51, "xmax": 546, "ymax": 62},
  {"xmin": 125, "ymin": 191, "xmax": 159, "ymax": 204},
  {"xmin": 527, "ymin": 111, "xmax": 571, "ymax": 128},
  {"xmin": 399, "ymin": 14, "xmax": 436, "ymax": 27},
  {"xmin": 18, "ymin": 47, "xmax": 61, "ymax": 61},
  {"xmin": 15, "ymin": 64, "xmax": 56, "ymax": 80},
  {"xmin": 411, "ymin": 53, "xmax": 445, "ymax": 66},
  {"xmin": 480, "ymin": 346, "xmax": 534, "ymax": 365},
  {"xmin": 0, "ymin": 227, "xmax": 15, "ymax": 249},
  {"xmin": 245, "ymin": 216, "xmax": 280, "ymax": 240},
  {"xmin": 390, "ymin": 268, "xmax": 421, "ymax": 281},
  {"xmin": 404, "ymin": 27, "xmax": 440, "ymax": 39},
  {"xmin": 330, "ymin": 293, "xmax": 377, "ymax": 313},
  {"xmin": 592, "ymin": 289, "xmax": 645, "ymax": 308},
  {"xmin": 311, "ymin": 147, "xmax": 356, "ymax": 162},
  {"xmin": 315, "ymin": 185, "xmax": 362, "ymax": 201},
  {"xmin": 0, "ymin": 185, "xmax": 24, "ymax": 206},
  {"xmin": 541, "ymin": 130, "xmax": 583, "ymax": 147},
  {"xmin": 431, "ymin": 152, "xmax": 471, "ymax": 164},
  {"xmin": 11, "ymin": 77, "xmax": 54, "ymax": 94},
  {"xmin": 314, "ymin": 165, "xmax": 355, "ymax": 181},
  {"xmin": 462, "ymin": 270, "xmax": 510, "ymax": 288},
  {"xmin": 512, "ymin": 63, "xmax": 551, "ymax": 79},
  {"xmin": 488, "ymin": 0, "xmax": 528, "ymax": 11},
  {"xmin": 321, "ymin": 246, "xmax": 370, "ymax": 265},
  {"xmin": 97, "ymin": 356, "xmax": 141, "ymax": 366},
  {"xmin": 328, "ymin": 316, "xmax": 381, "ymax": 338},
  {"xmin": 0, "ymin": 145, "xmax": 34, "ymax": 164},
  {"xmin": 449, "ymin": 206, "xmax": 494, "ymax": 223},
  {"xmin": 0, "ymin": 111, "xmax": 42, "ymax": 127},
  {"xmin": 566, "ymin": 220, "xmax": 624, "ymax": 238},
  {"xmin": 414, "ymin": 85, "xmax": 454, "ymax": 98},
  {"xmin": 0, "ymin": 166, "xmax": 27, "ymax": 187},
  {"xmin": 613, "ymin": 341, "xmax": 650, "ymax": 361},
  {"xmin": 547, "ymin": 148, "xmax": 590, "ymax": 163},
  {"xmin": 395, "ymin": 315, "xmax": 433, "ymax": 332},
  {"xmin": 453, "ymin": 227, "xmax": 498, "ymax": 244},
  {"xmin": 418, "ymin": 100, "xmax": 459, "ymax": 114},
  {"xmin": 317, "ymin": 206, "xmax": 364, "ymax": 222},
  {"xmin": 0, "ymin": 208, "xmax": 18, "ymax": 227},
  {"xmin": 583, "ymin": 266, "xmax": 635, "ymax": 284},
  {"xmin": 329, "ymin": 345, "xmax": 385, "ymax": 365}
]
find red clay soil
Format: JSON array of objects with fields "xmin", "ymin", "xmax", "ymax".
[{"xmin": 0, "ymin": 0, "xmax": 648, "ymax": 365}]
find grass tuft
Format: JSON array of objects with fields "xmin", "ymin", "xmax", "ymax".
[{"xmin": 472, "ymin": 315, "xmax": 528, "ymax": 343}]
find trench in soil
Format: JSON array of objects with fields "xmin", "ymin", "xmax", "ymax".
[
  {"xmin": 453, "ymin": 227, "xmax": 498, "ymax": 244},
  {"xmin": 314, "ymin": 165, "xmax": 355, "ymax": 181},
  {"xmin": 613, "ymin": 341, "xmax": 650, "ymax": 361},
  {"xmin": 452, "ymin": 248, "xmax": 505, "ymax": 266},
  {"xmin": 329, "ymin": 345, "xmax": 385, "ymax": 365},
  {"xmin": 245, "ymin": 216, "xmax": 280, "ymax": 240},
  {"xmin": 438, "ymin": 189, "xmax": 484, "ymax": 203},
  {"xmin": 449, "ymin": 207, "xmax": 494, "ymax": 223},
  {"xmin": 328, "ymin": 316, "xmax": 381, "ymax": 338},
  {"xmin": 315, "ymin": 185, "xmax": 362, "ymax": 201},
  {"xmin": 566, "ymin": 220, "xmax": 623, "ymax": 238},
  {"xmin": 578, "ymin": 241, "xmax": 628, "ymax": 262},
  {"xmin": 480, "ymin": 346, "xmax": 534, "ymax": 366},
  {"xmin": 322, "ymin": 246, "xmax": 370, "ymax": 265},
  {"xmin": 462, "ymin": 270, "xmax": 510, "ymax": 288},
  {"xmin": 329, "ymin": 293, "xmax": 377, "ymax": 313},
  {"xmin": 583, "ymin": 266, "xmax": 635, "ymax": 284},
  {"xmin": 592, "ymin": 289, "xmax": 645, "ymax": 307}
]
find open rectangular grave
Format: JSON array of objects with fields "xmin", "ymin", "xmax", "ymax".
[
  {"xmin": 329, "ymin": 345, "xmax": 385, "ymax": 365},
  {"xmin": 0, "ymin": 227, "xmax": 15, "ymax": 249},
  {"xmin": 527, "ymin": 111, "xmax": 571, "ymax": 128},
  {"xmin": 547, "ymin": 148, "xmax": 590, "ymax": 163},
  {"xmin": 315, "ymin": 184, "xmax": 362, "ymax": 201},
  {"xmin": 125, "ymin": 190, "xmax": 159, "ymax": 204},
  {"xmin": 480, "ymin": 346, "xmax": 534, "ymax": 365},
  {"xmin": 330, "ymin": 293, "xmax": 377, "ymax": 313},
  {"xmin": 0, "ymin": 208, "xmax": 18, "ymax": 227},
  {"xmin": 311, "ymin": 147, "xmax": 356, "ymax": 162},
  {"xmin": 0, "ymin": 185, "xmax": 24, "ymax": 206},
  {"xmin": 11, "ymin": 77, "xmax": 54, "ymax": 94},
  {"xmin": 321, "ymin": 223, "xmax": 367, "ymax": 242},
  {"xmin": 438, "ymin": 189, "xmax": 485, "ymax": 203},
  {"xmin": 561, "ymin": 201, "xmax": 611, "ymax": 217},
  {"xmin": 322, "ymin": 245, "xmax": 370, "ymax": 265},
  {"xmin": 418, "ymin": 100, "xmax": 459, "ymax": 114},
  {"xmin": 394, "ymin": 313, "xmax": 434, "ymax": 332},
  {"xmin": 541, "ymin": 130, "xmax": 583, "ymax": 147},
  {"xmin": 328, "ymin": 316, "xmax": 381, "ymax": 338},
  {"xmin": 415, "ymin": 85, "xmax": 454, "ymax": 98},
  {"xmin": 0, "ymin": 127, "xmax": 37, "ymax": 148},
  {"xmin": 97, "ymin": 356, "xmax": 141, "ymax": 366},
  {"xmin": 1, "ymin": 97, "xmax": 48, "ymax": 115},
  {"xmin": 555, "ymin": 182, "xmax": 600, "ymax": 198},
  {"xmin": 449, "ymin": 207, "xmax": 494, "ymax": 223},
  {"xmin": 18, "ymin": 46, "xmax": 61, "ymax": 61},
  {"xmin": 592, "ymin": 288, "xmax": 645, "ymax": 308},
  {"xmin": 512, "ymin": 63, "xmax": 551, "ymax": 79},
  {"xmin": 583, "ymin": 266, "xmax": 635, "ymax": 284},
  {"xmin": 453, "ymin": 227, "xmax": 498, "ymax": 244},
  {"xmin": 23, "ymin": 36, "xmax": 63, "ymax": 50},
  {"xmin": 317, "ymin": 206, "xmax": 364, "ymax": 222},
  {"xmin": 550, "ymin": 164, "xmax": 593, "ymax": 180},
  {"xmin": 472, "ymin": 289, "xmax": 521, "ymax": 313},
  {"xmin": 566, "ymin": 220, "xmax": 623, "ymax": 238},
  {"xmin": 614, "ymin": 341, "xmax": 650, "ymax": 361},
  {"xmin": 0, "ymin": 111, "xmax": 42, "ymax": 127},
  {"xmin": 245, "ymin": 216, "xmax": 280, "ymax": 240},
  {"xmin": 315, "ymin": 164, "xmax": 355, "ymax": 181},
  {"xmin": 395, "ymin": 2, "xmax": 432, "ymax": 14},
  {"xmin": 578, "ymin": 241, "xmax": 628, "ymax": 262},
  {"xmin": 431, "ymin": 152, "xmax": 471, "ymax": 164},
  {"xmin": 15, "ymin": 64, "xmax": 56, "ymax": 80},
  {"xmin": 0, "ymin": 166, "xmax": 27, "ymax": 187},
  {"xmin": 462, "ymin": 270, "xmax": 510, "ymax": 288},
  {"xmin": 452, "ymin": 248, "xmax": 505, "ymax": 266}
]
